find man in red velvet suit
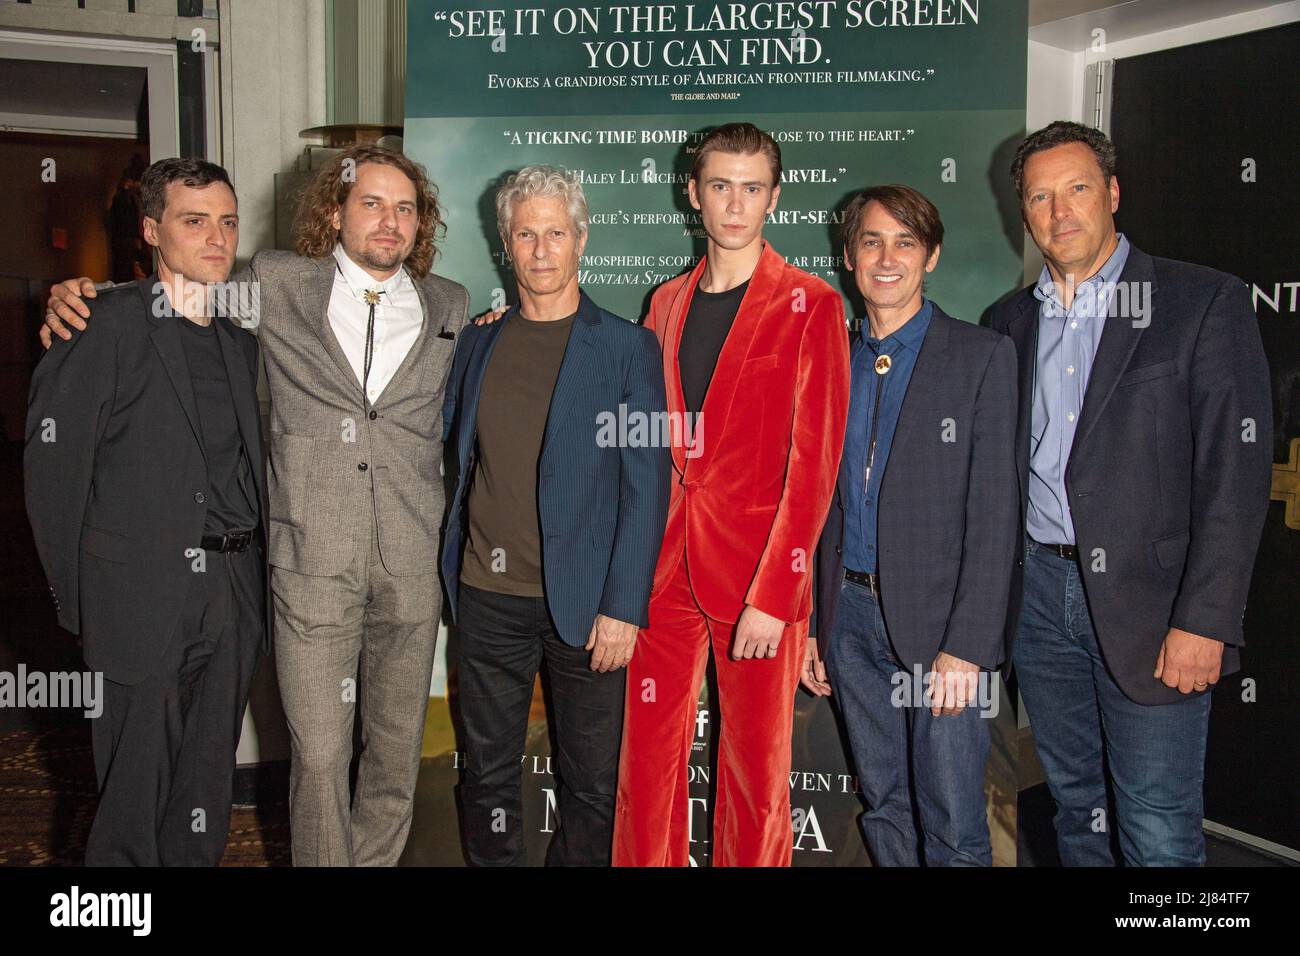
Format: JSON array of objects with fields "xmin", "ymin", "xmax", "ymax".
[{"xmin": 613, "ymin": 123, "xmax": 851, "ymax": 866}]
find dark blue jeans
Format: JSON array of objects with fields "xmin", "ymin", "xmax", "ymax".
[
  {"xmin": 824, "ymin": 577, "xmax": 992, "ymax": 866},
  {"xmin": 1014, "ymin": 540, "xmax": 1212, "ymax": 866}
]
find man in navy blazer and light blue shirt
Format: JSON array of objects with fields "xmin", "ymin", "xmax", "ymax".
[
  {"xmin": 807, "ymin": 185, "xmax": 1019, "ymax": 866},
  {"xmin": 440, "ymin": 166, "xmax": 669, "ymax": 866},
  {"xmin": 992, "ymin": 122, "xmax": 1272, "ymax": 866}
]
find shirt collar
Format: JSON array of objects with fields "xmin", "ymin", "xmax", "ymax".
[
  {"xmin": 866, "ymin": 298, "xmax": 932, "ymax": 354},
  {"xmin": 332, "ymin": 243, "xmax": 407, "ymax": 300},
  {"xmin": 1033, "ymin": 232, "xmax": 1130, "ymax": 306}
]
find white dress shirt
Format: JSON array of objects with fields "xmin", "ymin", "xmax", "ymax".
[{"xmin": 328, "ymin": 243, "xmax": 424, "ymax": 404}]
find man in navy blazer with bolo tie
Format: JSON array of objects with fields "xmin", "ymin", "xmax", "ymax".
[{"xmin": 808, "ymin": 185, "xmax": 1020, "ymax": 867}]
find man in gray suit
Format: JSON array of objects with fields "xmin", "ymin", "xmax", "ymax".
[{"xmin": 44, "ymin": 145, "xmax": 469, "ymax": 866}]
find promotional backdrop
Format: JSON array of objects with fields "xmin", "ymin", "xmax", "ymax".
[{"xmin": 401, "ymin": 0, "xmax": 1028, "ymax": 866}]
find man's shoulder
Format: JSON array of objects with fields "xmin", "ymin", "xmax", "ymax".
[
  {"xmin": 414, "ymin": 270, "xmax": 470, "ymax": 304},
  {"xmin": 987, "ymin": 287, "xmax": 1034, "ymax": 332},
  {"xmin": 85, "ymin": 280, "xmax": 152, "ymax": 337},
  {"xmin": 936, "ymin": 307, "xmax": 1001, "ymax": 344},
  {"xmin": 249, "ymin": 248, "xmax": 318, "ymax": 272},
  {"xmin": 776, "ymin": 260, "xmax": 839, "ymax": 302},
  {"xmin": 589, "ymin": 300, "xmax": 653, "ymax": 344},
  {"xmin": 1147, "ymin": 253, "xmax": 1244, "ymax": 299}
]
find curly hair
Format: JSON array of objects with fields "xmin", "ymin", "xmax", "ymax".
[{"xmin": 293, "ymin": 144, "xmax": 446, "ymax": 278}]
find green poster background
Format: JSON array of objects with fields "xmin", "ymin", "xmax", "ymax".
[{"xmin": 402, "ymin": 0, "xmax": 1027, "ymax": 866}]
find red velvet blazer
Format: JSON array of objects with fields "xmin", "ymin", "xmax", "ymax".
[{"xmin": 644, "ymin": 242, "xmax": 850, "ymax": 625}]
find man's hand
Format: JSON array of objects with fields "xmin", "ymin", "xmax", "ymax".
[
  {"xmin": 732, "ymin": 604, "xmax": 785, "ymax": 660},
  {"xmin": 472, "ymin": 307, "xmax": 508, "ymax": 326},
  {"xmin": 1154, "ymin": 627, "xmax": 1224, "ymax": 694},
  {"xmin": 585, "ymin": 614, "xmax": 638, "ymax": 672},
  {"xmin": 800, "ymin": 637, "xmax": 831, "ymax": 696},
  {"xmin": 41, "ymin": 278, "xmax": 97, "ymax": 348},
  {"xmin": 926, "ymin": 651, "xmax": 980, "ymax": 717}
]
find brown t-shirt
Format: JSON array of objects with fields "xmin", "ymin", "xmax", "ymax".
[{"xmin": 460, "ymin": 312, "xmax": 574, "ymax": 596}]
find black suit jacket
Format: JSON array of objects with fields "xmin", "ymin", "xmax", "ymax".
[
  {"xmin": 25, "ymin": 277, "xmax": 268, "ymax": 685},
  {"xmin": 814, "ymin": 305, "xmax": 1020, "ymax": 671},
  {"xmin": 990, "ymin": 244, "xmax": 1273, "ymax": 705}
]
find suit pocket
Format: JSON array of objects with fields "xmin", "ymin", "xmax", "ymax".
[
  {"xmin": 1153, "ymin": 529, "xmax": 1190, "ymax": 570},
  {"xmin": 81, "ymin": 525, "xmax": 132, "ymax": 565},
  {"xmin": 1118, "ymin": 359, "xmax": 1175, "ymax": 388}
]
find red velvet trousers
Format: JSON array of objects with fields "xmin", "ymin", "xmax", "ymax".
[{"xmin": 612, "ymin": 552, "xmax": 806, "ymax": 867}]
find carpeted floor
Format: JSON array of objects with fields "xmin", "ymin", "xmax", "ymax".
[{"xmin": 0, "ymin": 442, "xmax": 289, "ymax": 866}]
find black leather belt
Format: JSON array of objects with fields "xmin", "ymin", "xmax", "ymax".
[
  {"xmin": 200, "ymin": 531, "xmax": 254, "ymax": 553},
  {"xmin": 844, "ymin": 567, "xmax": 880, "ymax": 596},
  {"xmin": 1033, "ymin": 539, "xmax": 1078, "ymax": 561}
]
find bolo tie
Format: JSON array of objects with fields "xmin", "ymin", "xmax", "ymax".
[
  {"xmin": 863, "ymin": 351, "xmax": 892, "ymax": 492},
  {"xmin": 361, "ymin": 287, "xmax": 384, "ymax": 411}
]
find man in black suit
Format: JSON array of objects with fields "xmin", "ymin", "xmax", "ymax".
[
  {"xmin": 991, "ymin": 121, "xmax": 1272, "ymax": 866},
  {"xmin": 25, "ymin": 158, "xmax": 267, "ymax": 866},
  {"xmin": 807, "ymin": 185, "xmax": 1019, "ymax": 866}
]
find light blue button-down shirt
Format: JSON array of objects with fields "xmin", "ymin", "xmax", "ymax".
[{"xmin": 1027, "ymin": 233, "xmax": 1130, "ymax": 545}]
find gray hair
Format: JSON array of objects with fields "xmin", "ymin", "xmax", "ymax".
[{"xmin": 495, "ymin": 164, "xmax": 590, "ymax": 243}]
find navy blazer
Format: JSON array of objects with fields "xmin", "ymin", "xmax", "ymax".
[
  {"xmin": 990, "ymin": 244, "xmax": 1273, "ymax": 705},
  {"xmin": 814, "ymin": 305, "xmax": 1020, "ymax": 671},
  {"xmin": 440, "ymin": 290, "xmax": 670, "ymax": 646}
]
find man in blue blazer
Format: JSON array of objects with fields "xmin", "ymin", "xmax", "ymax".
[
  {"xmin": 440, "ymin": 166, "xmax": 670, "ymax": 866},
  {"xmin": 991, "ymin": 122, "xmax": 1272, "ymax": 866},
  {"xmin": 807, "ymin": 185, "xmax": 1019, "ymax": 866}
]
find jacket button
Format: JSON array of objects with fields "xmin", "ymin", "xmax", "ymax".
[
  {"xmin": 358, "ymin": 462, "xmax": 368, "ymax": 472},
  {"xmin": 368, "ymin": 411, "xmax": 378, "ymax": 420},
  {"xmin": 194, "ymin": 492, "xmax": 206, "ymax": 503},
  {"xmin": 835, "ymin": 546, "xmax": 842, "ymax": 555}
]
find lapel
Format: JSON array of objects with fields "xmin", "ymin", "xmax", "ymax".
[
  {"xmin": 835, "ymin": 329, "xmax": 865, "ymax": 509},
  {"xmin": 298, "ymin": 258, "xmax": 363, "ymax": 396},
  {"xmin": 542, "ymin": 291, "xmax": 601, "ymax": 455},
  {"xmin": 888, "ymin": 305, "xmax": 950, "ymax": 465},
  {"xmin": 458, "ymin": 307, "xmax": 513, "ymax": 463},
  {"xmin": 1070, "ymin": 245, "xmax": 1155, "ymax": 464},
  {"xmin": 142, "ymin": 278, "xmax": 206, "ymax": 464},
  {"xmin": 1006, "ymin": 289, "xmax": 1038, "ymax": 464},
  {"xmin": 375, "ymin": 271, "xmax": 432, "ymax": 405},
  {"xmin": 213, "ymin": 317, "xmax": 265, "ymax": 496},
  {"xmin": 667, "ymin": 241, "xmax": 786, "ymax": 475},
  {"xmin": 662, "ymin": 257, "xmax": 706, "ymax": 476}
]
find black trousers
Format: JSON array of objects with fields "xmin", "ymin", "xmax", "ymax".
[
  {"xmin": 86, "ymin": 545, "xmax": 263, "ymax": 866},
  {"xmin": 456, "ymin": 582, "xmax": 625, "ymax": 866}
]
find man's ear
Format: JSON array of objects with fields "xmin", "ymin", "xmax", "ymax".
[
  {"xmin": 142, "ymin": 217, "xmax": 160, "ymax": 248},
  {"xmin": 331, "ymin": 206, "xmax": 342, "ymax": 232},
  {"xmin": 767, "ymin": 183, "xmax": 782, "ymax": 213},
  {"xmin": 925, "ymin": 244, "xmax": 942, "ymax": 273},
  {"xmin": 687, "ymin": 178, "xmax": 701, "ymax": 211}
]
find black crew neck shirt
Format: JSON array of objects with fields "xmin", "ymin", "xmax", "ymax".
[{"xmin": 678, "ymin": 279, "xmax": 749, "ymax": 416}]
